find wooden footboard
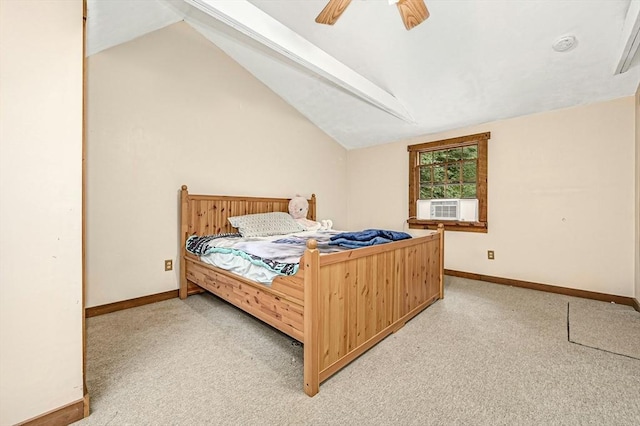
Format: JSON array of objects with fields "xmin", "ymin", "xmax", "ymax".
[
  {"xmin": 299, "ymin": 227, "xmax": 443, "ymax": 396},
  {"xmin": 179, "ymin": 185, "xmax": 444, "ymax": 396}
]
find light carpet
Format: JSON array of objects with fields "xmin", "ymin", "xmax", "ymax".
[
  {"xmin": 568, "ymin": 299, "xmax": 640, "ymax": 360},
  {"xmin": 75, "ymin": 276, "xmax": 640, "ymax": 425}
]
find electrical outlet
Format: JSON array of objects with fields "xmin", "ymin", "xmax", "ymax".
[
  {"xmin": 487, "ymin": 250, "xmax": 495, "ymax": 260},
  {"xmin": 164, "ymin": 259, "xmax": 173, "ymax": 271}
]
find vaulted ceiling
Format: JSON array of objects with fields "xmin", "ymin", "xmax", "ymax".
[{"xmin": 86, "ymin": 0, "xmax": 640, "ymax": 149}]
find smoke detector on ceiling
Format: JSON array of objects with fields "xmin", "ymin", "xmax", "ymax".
[{"xmin": 552, "ymin": 35, "xmax": 577, "ymax": 52}]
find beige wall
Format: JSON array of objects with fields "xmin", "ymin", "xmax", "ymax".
[
  {"xmin": 86, "ymin": 22, "xmax": 348, "ymax": 307},
  {"xmin": 0, "ymin": 1, "xmax": 84, "ymax": 424},
  {"xmin": 348, "ymin": 97, "xmax": 636, "ymax": 297}
]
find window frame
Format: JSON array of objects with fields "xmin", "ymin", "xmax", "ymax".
[{"xmin": 407, "ymin": 132, "xmax": 490, "ymax": 233}]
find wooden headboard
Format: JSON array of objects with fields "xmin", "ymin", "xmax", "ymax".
[{"xmin": 180, "ymin": 185, "xmax": 316, "ymax": 238}]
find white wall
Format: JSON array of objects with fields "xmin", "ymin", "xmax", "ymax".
[
  {"xmin": 348, "ymin": 97, "xmax": 636, "ymax": 297},
  {"xmin": 86, "ymin": 22, "xmax": 348, "ymax": 307},
  {"xmin": 0, "ymin": 1, "xmax": 84, "ymax": 424}
]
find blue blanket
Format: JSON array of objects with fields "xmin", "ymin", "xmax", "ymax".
[{"xmin": 329, "ymin": 229, "xmax": 412, "ymax": 248}]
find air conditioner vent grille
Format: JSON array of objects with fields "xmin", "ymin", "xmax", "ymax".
[{"xmin": 431, "ymin": 200, "xmax": 458, "ymax": 219}]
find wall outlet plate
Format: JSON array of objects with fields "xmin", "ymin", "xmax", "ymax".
[
  {"xmin": 487, "ymin": 250, "xmax": 495, "ymax": 260},
  {"xmin": 164, "ymin": 259, "xmax": 173, "ymax": 271}
]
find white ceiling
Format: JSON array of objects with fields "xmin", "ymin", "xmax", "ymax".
[{"xmin": 86, "ymin": 0, "xmax": 640, "ymax": 149}]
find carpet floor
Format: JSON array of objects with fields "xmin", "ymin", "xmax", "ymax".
[
  {"xmin": 568, "ymin": 299, "xmax": 640, "ymax": 360},
  {"xmin": 75, "ymin": 276, "xmax": 640, "ymax": 425}
]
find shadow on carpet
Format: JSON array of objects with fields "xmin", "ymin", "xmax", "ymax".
[{"xmin": 567, "ymin": 300, "xmax": 640, "ymax": 360}]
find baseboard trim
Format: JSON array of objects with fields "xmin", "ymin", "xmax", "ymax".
[
  {"xmin": 633, "ymin": 298, "xmax": 640, "ymax": 312},
  {"xmin": 86, "ymin": 289, "xmax": 179, "ymax": 317},
  {"xmin": 445, "ymin": 269, "xmax": 638, "ymax": 308},
  {"xmin": 83, "ymin": 391, "xmax": 90, "ymax": 418},
  {"xmin": 18, "ymin": 398, "xmax": 85, "ymax": 426}
]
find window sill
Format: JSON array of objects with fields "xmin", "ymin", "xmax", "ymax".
[{"xmin": 407, "ymin": 219, "xmax": 488, "ymax": 233}]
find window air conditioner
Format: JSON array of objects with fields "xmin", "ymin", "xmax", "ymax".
[{"xmin": 417, "ymin": 199, "xmax": 478, "ymax": 222}]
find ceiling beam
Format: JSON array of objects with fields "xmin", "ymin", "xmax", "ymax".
[
  {"xmin": 614, "ymin": 0, "xmax": 640, "ymax": 74},
  {"xmin": 184, "ymin": 0, "xmax": 414, "ymax": 123}
]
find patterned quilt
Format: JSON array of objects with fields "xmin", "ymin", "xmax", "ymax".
[{"xmin": 186, "ymin": 231, "xmax": 347, "ymax": 277}]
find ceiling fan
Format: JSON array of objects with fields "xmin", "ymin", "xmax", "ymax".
[{"xmin": 316, "ymin": 0, "xmax": 430, "ymax": 30}]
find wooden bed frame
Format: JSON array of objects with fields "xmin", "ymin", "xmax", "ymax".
[{"xmin": 179, "ymin": 185, "xmax": 444, "ymax": 396}]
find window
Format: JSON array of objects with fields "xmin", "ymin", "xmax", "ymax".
[{"xmin": 408, "ymin": 132, "xmax": 489, "ymax": 232}]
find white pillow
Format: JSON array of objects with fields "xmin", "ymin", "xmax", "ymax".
[{"xmin": 228, "ymin": 212, "xmax": 304, "ymax": 237}]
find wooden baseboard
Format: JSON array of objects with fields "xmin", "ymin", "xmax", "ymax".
[
  {"xmin": 633, "ymin": 298, "xmax": 640, "ymax": 312},
  {"xmin": 18, "ymin": 398, "xmax": 85, "ymax": 426},
  {"xmin": 83, "ymin": 392, "xmax": 90, "ymax": 418},
  {"xmin": 85, "ymin": 289, "xmax": 178, "ymax": 318},
  {"xmin": 445, "ymin": 269, "xmax": 638, "ymax": 308}
]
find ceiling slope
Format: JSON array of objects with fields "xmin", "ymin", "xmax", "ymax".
[
  {"xmin": 87, "ymin": 0, "xmax": 640, "ymax": 149},
  {"xmin": 86, "ymin": 0, "xmax": 184, "ymax": 56}
]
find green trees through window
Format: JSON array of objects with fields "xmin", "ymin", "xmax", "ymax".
[{"xmin": 418, "ymin": 145, "xmax": 478, "ymax": 200}]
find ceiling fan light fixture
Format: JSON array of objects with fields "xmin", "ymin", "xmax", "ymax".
[{"xmin": 552, "ymin": 35, "xmax": 577, "ymax": 52}]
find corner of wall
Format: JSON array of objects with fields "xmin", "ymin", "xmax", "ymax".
[
  {"xmin": 635, "ymin": 85, "xmax": 640, "ymax": 304},
  {"xmin": 634, "ymin": 85, "xmax": 640, "ymax": 304}
]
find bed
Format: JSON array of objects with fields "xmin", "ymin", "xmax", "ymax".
[{"xmin": 179, "ymin": 185, "xmax": 444, "ymax": 396}]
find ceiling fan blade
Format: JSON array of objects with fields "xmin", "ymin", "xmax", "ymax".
[
  {"xmin": 315, "ymin": 0, "xmax": 352, "ymax": 25},
  {"xmin": 397, "ymin": 0, "xmax": 429, "ymax": 30}
]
